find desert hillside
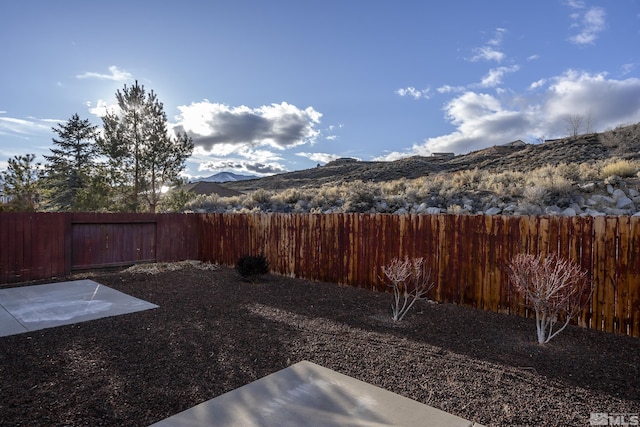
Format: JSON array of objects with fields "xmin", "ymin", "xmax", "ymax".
[{"xmin": 224, "ymin": 123, "xmax": 640, "ymax": 192}]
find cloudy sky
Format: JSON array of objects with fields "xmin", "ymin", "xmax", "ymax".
[{"xmin": 1, "ymin": 1, "xmax": 640, "ymax": 178}]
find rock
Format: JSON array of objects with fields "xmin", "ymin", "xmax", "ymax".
[
  {"xmin": 590, "ymin": 194, "xmax": 615, "ymax": 205},
  {"xmin": 616, "ymin": 196, "xmax": 634, "ymax": 209},
  {"xmin": 484, "ymin": 207, "xmax": 502, "ymax": 215},
  {"xmin": 604, "ymin": 207, "xmax": 628, "ymax": 216},
  {"xmin": 416, "ymin": 202, "xmax": 428, "ymax": 213},
  {"xmin": 579, "ymin": 182, "xmax": 596, "ymax": 192},
  {"xmin": 612, "ymin": 189, "xmax": 627, "ymax": 200},
  {"xmin": 630, "ymin": 188, "xmax": 640, "ymax": 197},
  {"xmin": 585, "ymin": 208, "xmax": 606, "ymax": 216},
  {"xmin": 394, "ymin": 207, "xmax": 409, "ymax": 215},
  {"xmin": 569, "ymin": 203, "xmax": 584, "ymax": 213},
  {"xmin": 561, "ymin": 207, "xmax": 577, "ymax": 216},
  {"xmin": 425, "ymin": 207, "xmax": 442, "ymax": 214},
  {"xmin": 606, "ymin": 184, "xmax": 615, "ymax": 195},
  {"xmin": 545, "ymin": 205, "xmax": 562, "ymax": 215}
]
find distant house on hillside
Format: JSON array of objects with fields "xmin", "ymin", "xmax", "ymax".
[
  {"xmin": 503, "ymin": 139, "xmax": 526, "ymax": 148},
  {"xmin": 179, "ymin": 181, "xmax": 242, "ymax": 197},
  {"xmin": 492, "ymin": 139, "xmax": 527, "ymax": 153}
]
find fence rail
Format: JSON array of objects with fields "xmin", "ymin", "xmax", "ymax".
[{"xmin": 1, "ymin": 212, "xmax": 639, "ymax": 337}]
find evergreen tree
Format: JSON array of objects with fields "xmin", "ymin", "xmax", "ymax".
[
  {"xmin": 0, "ymin": 154, "xmax": 41, "ymax": 211},
  {"xmin": 98, "ymin": 81, "xmax": 194, "ymax": 212},
  {"xmin": 41, "ymin": 114, "xmax": 98, "ymax": 211}
]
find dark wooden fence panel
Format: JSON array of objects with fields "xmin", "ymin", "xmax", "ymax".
[
  {"xmin": 0, "ymin": 213, "xmax": 68, "ymax": 283},
  {"xmin": 0, "ymin": 212, "xmax": 200, "ymax": 283},
  {"xmin": 71, "ymin": 222, "xmax": 157, "ymax": 270}
]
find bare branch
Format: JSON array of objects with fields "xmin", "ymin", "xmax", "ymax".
[
  {"xmin": 507, "ymin": 253, "xmax": 593, "ymax": 344},
  {"xmin": 381, "ymin": 257, "xmax": 435, "ymax": 322}
]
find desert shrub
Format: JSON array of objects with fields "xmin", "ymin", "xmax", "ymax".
[
  {"xmin": 236, "ymin": 254, "xmax": 270, "ymax": 281},
  {"xmin": 342, "ymin": 180, "xmax": 380, "ymax": 213},
  {"xmin": 522, "ymin": 185, "xmax": 548, "ymax": 206},
  {"xmin": 450, "ymin": 168, "xmax": 484, "ymax": 191},
  {"xmin": 381, "ymin": 257, "xmax": 435, "ymax": 322},
  {"xmin": 576, "ymin": 162, "xmax": 600, "ymax": 181},
  {"xmin": 507, "ymin": 253, "xmax": 593, "ymax": 344},
  {"xmin": 529, "ymin": 165, "xmax": 573, "ymax": 191},
  {"xmin": 380, "ymin": 179, "xmax": 407, "ymax": 196},
  {"xmin": 379, "ymin": 194, "xmax": 407, "ymax": 213},
  {"xmin": 251, "ymin": 188, "xmax": 271, "ymax": 204},
  {"xmin": 601, "ymin": 159, "xmax": 638, "ymax": 178}
]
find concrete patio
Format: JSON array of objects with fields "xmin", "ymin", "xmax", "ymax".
[{"xmin": 0, "ymin": 279, "xmax": 158, "ymax": 337}]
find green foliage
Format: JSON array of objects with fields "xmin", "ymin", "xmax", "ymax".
[
  {"xmin": 96, "ymin": 80, "xmax": 194, "ymax": 213},
  {"xmin": 40, "ymin": 114, "xmax": 99, "ymax": 211},
  {"xmin": 158, "ymin": 189, "xmax": 196, "ymax": 212},
  {"xmin": 236, "ymin": 254, "xmax": 270, "ymax": 280},
  {"xmin": 0, "ymin": 154, "xmax": 41, "ymax": 211}
]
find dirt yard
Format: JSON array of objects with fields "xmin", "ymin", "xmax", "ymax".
[{"xmin": 0, "ymin": 263, "xmax": 638, "ymax": 426}]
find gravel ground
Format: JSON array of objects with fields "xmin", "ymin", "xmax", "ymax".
[{"xmin": 0, "ymin": 264, "xmax": 638, "ymax": 426}]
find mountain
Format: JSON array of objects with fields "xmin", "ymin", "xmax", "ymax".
[
  {"xmin": 196, "ymin": 172, "xmax": 257, "ymax": 183},
  {"xmin": 224, "ymin": 123, "xmax": 640, "ymax": 192}
]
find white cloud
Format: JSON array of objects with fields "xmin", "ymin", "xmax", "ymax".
[
  {"xmin": 470, "ymin": 46, "xmax": 505, "ymax": 63},
  {"xmin": 173, "ymin": 101, "xmax": 322, "ymax": 153},
  {"xmin": 621, "ymin": 64, "xmax": 635, "ymax": 76},
  {"xmin": 395, "ymin": 86, "xmax": 431, "ymax": 100},
  {"xmin": 529, "ymin": 79, "xmax": 547, "ymax": 90},
  {"xmin": 566, "ymin": 0, "xmax": 585, "ymax": 9},
  {"xmin": 567, "ymin": 5, "xmax": 606, "ymax": 45},
  {"xmin": 478, "ymin": 65, "xmax": 519, "ymax": 88},
  {"xmin": 86, "ymin": 99, "xmax": 112, "ymax": 117},
  {"xmin": 0, "ymin": 116, "xmax": 52, "ymax": 137},
  {"xmin": 295, "ymin": 152, "xmax": 342, "ymax": 164},
  {"xmin": 76, "ymin": 65, "xmax": 133, "ymax": 81},
  {"xmin": 378, "ymin": 70, "xmax": 640, "ymax": 160},
  {"xmin": 197, "ymin": 159, "xmax": 286, "ymax": 175},
  {"xmin": 469, "ymin": 28, "xmax": 507, "ymax": 63},
  {"xmin": 437, "ymin": 85, "xmax": 466, "ymax": 94}
]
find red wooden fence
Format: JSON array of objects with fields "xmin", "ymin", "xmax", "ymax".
[
  {"xmin": 199, "ymin": 213, "xmax": 640, "ymax": 337},
  {"xmin": 1, "ymin": 212, "xmax": 639, "ymax": 337},
  {"xmin": 0, "ymin": 212, "xmax": 200, "ymax": 283}
]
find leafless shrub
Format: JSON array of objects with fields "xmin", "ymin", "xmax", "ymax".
[
  {"xmin": 381, "ymin": 257, "xmax": 435, "ymax": 322},
  {"xmin": 507, "ymin": 253, "xmax": 593, "ymax": 345}
]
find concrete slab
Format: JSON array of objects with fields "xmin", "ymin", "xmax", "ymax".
[
  {"xmin": 0, "ymin": 279, "xmax": 158, "ymax": 337},
  {"xmin": 150, "ymin": 361, "xmax": 482, "ymax": 427}
]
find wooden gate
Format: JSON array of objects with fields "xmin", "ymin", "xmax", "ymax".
[{"xmin": 71, "ymin": 220, "xmax": 157, "ymax": 270}]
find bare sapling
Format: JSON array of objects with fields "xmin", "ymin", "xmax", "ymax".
[
  {"xmin": 507, "ymin": 253, "xmax": 593, "ymax": 345},
  {"xmin": 381, "ymin": 257, "xmax": 435, "ymax": 322}
]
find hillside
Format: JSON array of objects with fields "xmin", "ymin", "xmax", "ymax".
[{"xmin": 224, "ymin": 123, "xmax": 640, "ymax": 192}]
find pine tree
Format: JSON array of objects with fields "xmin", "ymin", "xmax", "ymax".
[
  {"xmin": 98, "ymin": 81, "xmax": 194, "ymax": 212},
  {"xmin": 0, "ymin": 154, "xmax": 41, "ymax": 211},
  {"xmin": 41, "ymin": 114, "xmax": 98, "ymax": 211}
]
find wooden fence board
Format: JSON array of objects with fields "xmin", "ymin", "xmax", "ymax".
[
  {"xmin": 617, "ymin": 216, "xmax": 631, "ymax": 335},
  {"xmin": 630, "ymin": 217, "xmax": 640, "ymax": 336}
]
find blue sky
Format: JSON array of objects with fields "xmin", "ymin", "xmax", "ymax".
[{"xmin": 1, "ymin": 1, "xmax": 640, "ymax": 179}]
